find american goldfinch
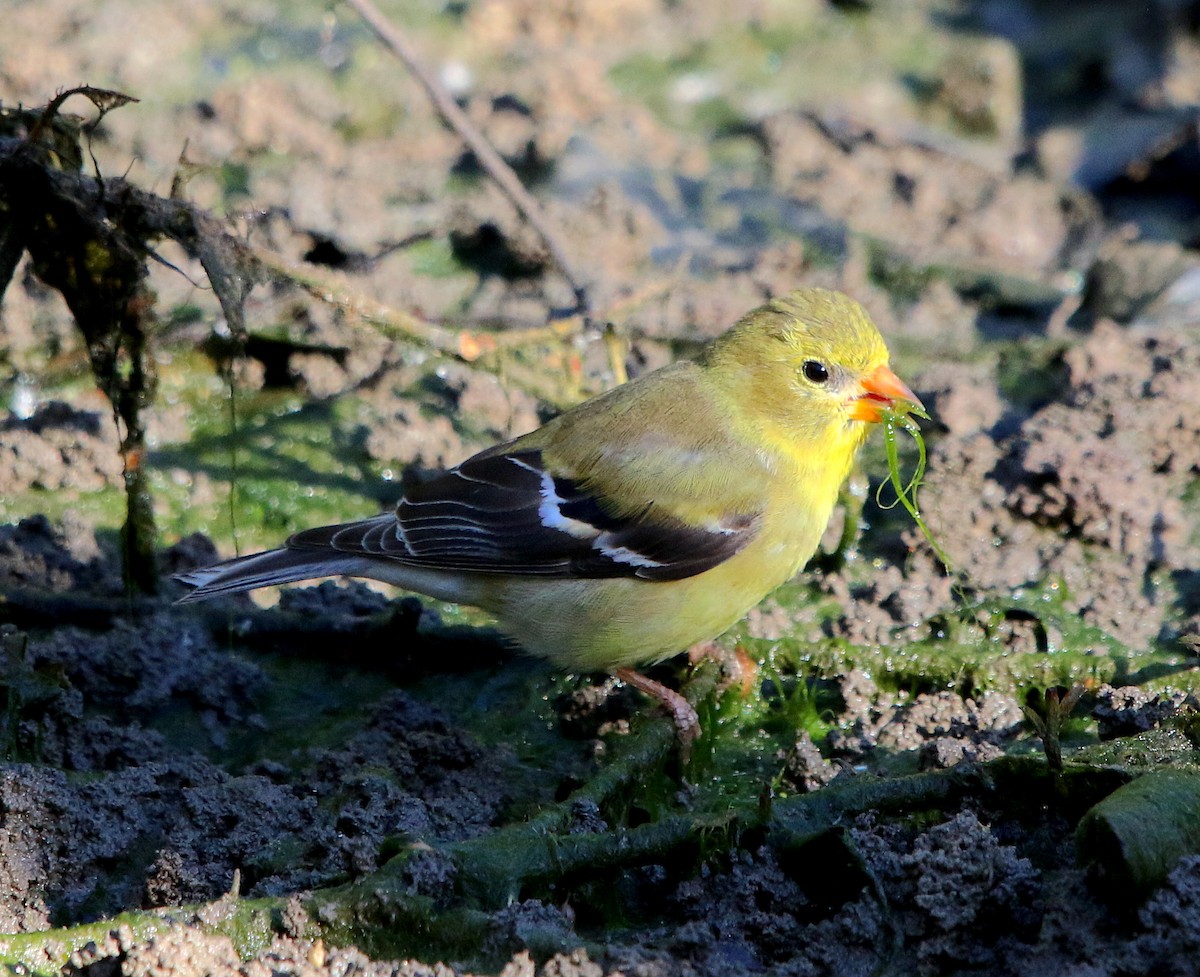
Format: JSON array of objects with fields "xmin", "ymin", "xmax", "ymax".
[{"xmin": 178, "ymin": 288, "xmax": 921, "ymax": 729}]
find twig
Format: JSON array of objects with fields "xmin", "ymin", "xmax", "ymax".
[
  {"xmin": 27, "ymin": 85, "xmax": 138, "ymax": 145},
  {"xmin": 252, "ymin": 245, "xmax": 585, "ymax": 365},
  {"xmin": 0, "ymin": 588, "xmax": 156, "ymax": 631},
  {"xmin": 251, "ymin": 246, "xmax": 469, "ymax": 355},
  {"xmin": 341, "ymin": 0, "xmax": 590, "ymax": 314}
]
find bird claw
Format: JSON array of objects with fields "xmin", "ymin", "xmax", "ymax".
[
  {"xmin": 687, "ymin": 640, "xmax": 759, "ymax": 697},
  {"xmin": 614, "ymin": 666, "xmax": 700, "ymax": 760}
]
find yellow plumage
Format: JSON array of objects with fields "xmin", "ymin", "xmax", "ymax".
[{"xmin": 178, "ymin": 288, "xmax": 920, "ymax": 676}]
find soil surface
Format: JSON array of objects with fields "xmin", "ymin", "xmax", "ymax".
[{"xmin": 3, "ymin": 2, "xmax": 1200, "ymax": 975}]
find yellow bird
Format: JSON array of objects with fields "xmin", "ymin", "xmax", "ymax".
[{"xmin": 177, "ymin": 288, "xmax": 921, "ymax": 733}]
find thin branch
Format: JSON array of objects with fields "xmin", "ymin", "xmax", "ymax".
[
  {"xmin": 341, "ymin": 0, "xmax": 590, "ymax": 314},
  {"xmin": 251, "ymin": 245, "xmax": 582, "ymax": 363},
  {"xmin": 252, "ymin": 246, "xmax": 468, "ymax": 354}
]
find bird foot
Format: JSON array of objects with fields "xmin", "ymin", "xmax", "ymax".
[
  {"xmin": 614, "ymin": 667, "xmax": 700, "ymax": 758},
  {"xmin": 687, "ymin": 640, "xmax": 759, "ymax": 697}
]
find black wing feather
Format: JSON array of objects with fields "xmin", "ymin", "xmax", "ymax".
[{"xmin": 287, "ymin": 448, "xmax": 759, "ymax": 581}]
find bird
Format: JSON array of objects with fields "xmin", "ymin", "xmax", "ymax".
[{"xmin": 177, "ymin": 288, "xmax": 923, "ymax": 742}]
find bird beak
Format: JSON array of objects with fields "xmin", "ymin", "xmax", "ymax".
[{"xmin": 849, "ymin": 364, "xmax": 924, "ymax": 423}]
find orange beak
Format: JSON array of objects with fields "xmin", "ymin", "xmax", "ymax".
[{"xmin": 849, "ymin": 364, "xmax": 924, "ymax": 423}]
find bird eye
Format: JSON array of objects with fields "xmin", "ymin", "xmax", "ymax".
[{"xmin": 801, "ymin": 360, "xmax": 830, "ymax": 384}]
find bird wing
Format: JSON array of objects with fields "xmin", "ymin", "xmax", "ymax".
[{"xmin": 286, "ymin": 447, "xmax": 760, "ymax": 581}]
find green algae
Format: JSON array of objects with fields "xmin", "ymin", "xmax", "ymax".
[
  {"xmin": 0, "ymin": 893, "xmax": 281, "ymax": 977},
  {"xmin": 877, "ymin": 404, "xmax": 956, "ymax": 575},
  {"xmin": 1077, "ymin": 767, "xmax": 1200, "ymax": 905}
]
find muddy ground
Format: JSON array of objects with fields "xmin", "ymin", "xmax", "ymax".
[{"xmin": 2, "ymin": 1, "xmax": 1200, "ymax": 975}]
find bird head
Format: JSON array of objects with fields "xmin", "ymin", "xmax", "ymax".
[{"xmin": 704, "ymin": 288, "xmax": 923, "ymax": 455}]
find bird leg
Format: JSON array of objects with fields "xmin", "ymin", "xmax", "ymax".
[{"xmin": 614, "ymin": 666, "xmax": 700, "ymax": 753}]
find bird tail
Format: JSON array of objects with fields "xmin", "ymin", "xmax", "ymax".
[{"xmin": 174, "ymin": 548, "xmax": 367, "ymax": 603}]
